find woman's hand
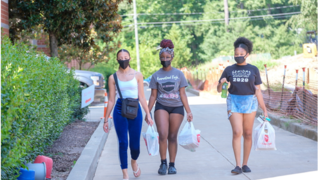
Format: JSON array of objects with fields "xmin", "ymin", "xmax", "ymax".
[
  {"xmin": 187, "ymin": 112, "xmax": 193, "ymax": 122},
  {"xmin": 145, "ymin": 115, "xmax": 154, "ymax": 126},
  {"xmin": 220, "ymin": 78, "xmax": 227, "ymax": 83},
  {"xmin": 103, "ymin": 121, "xmax": 109, "ymax": 133},
  {"xmin": 263, "ymin": 110, "xmax": 269, "ymax": 121}
]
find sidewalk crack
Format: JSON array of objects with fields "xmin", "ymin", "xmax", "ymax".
[{"xmin": 201, "ymin": 135, "xmax": 251, "ymax": 180}]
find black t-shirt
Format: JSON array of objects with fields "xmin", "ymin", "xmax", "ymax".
[{"xmin": 219, "ymin": 64, "xmax": 262, "ymax": 95}]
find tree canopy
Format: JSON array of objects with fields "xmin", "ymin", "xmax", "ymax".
[
  {"xmin": 107, "ymin": 0, "xmax": 311, "ymax": 77},
  {"xmin": 9, "ymin": 0, "xmax": 131, "ymax": 57}
]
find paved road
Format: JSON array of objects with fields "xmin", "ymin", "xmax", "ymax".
[{"xmin": 93, "ymin": 87, "xmax": 317, "ymax": 180}]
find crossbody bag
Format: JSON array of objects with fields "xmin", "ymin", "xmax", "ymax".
[{"xmin": 114, "ymin": 73, "xmax": 139, "ymax": 120}]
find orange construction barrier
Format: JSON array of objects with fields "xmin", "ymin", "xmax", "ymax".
[{"xmin": 101, "ymin": 92, "xmax": 110, "ymax": 119}]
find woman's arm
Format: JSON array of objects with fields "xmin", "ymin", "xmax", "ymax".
[
  {"xmin": 137, "ymin": 72, "xmax": 153, "ymax": 125},
  {"xmin": 255, "ymin": 85, "xmax": 268, "ymax": 119},
  {"xmin": 103, "ymin": 75, "xmax": 116, "ymax": 133},
  {"xmin": 180, "ymin": 87, "xmax": 193, "ymax": 122},
  {"xmin": 147, "ymin": 89, "xmax": 157, "ymax": 114}
]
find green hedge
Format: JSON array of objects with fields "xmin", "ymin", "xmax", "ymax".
[{"xmin": 1, "ymin": 37, "xmax": 88, "ymax": 179}]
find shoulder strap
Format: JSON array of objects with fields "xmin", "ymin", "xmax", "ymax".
[{"xmin": 113, "ymin": 73, "xmax": 123, "ymax": 99}]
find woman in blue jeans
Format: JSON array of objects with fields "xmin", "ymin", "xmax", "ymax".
[{"xmin": 103, "ymin": 49, "xmax": 153, "ymax": 180}]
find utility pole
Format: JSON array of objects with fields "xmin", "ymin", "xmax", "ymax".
[
  {"xmin": 224, "ymin": 0, "xmax": 229, "ymax": 26},
  {"xmin": 133, "ymin": 0, "xmax": 140, "ymax": 72}
]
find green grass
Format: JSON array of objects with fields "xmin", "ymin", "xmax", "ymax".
[{"xmin": 250, "ymin": 59, "xmax": 280, "ymax": 71}]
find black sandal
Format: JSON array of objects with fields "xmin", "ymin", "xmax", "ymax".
[
  {"xmin": 158, "ymin": 163, "xmax": 167, "ymax": 175},
  {"xmin": 231, "ymin": 166, "xmax": 242, "ymax": 174},
  {"xmin": 168, "ymin": 166, "xmax": 177, "ymax": 174},
  {"xmin": 242, "ymin": 165, "xmax": 251, "ymax": 173}
]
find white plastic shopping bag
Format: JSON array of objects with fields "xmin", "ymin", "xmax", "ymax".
[
  {"xmin": 254, "ymin": 120, "xmax": 277, "ymax": 151},
  {"xmin": 178, "ymin": 122, "xmax": 201, "ymax": 152},
  {"xmin": 142, "ymin": 125, "xmax": 159, "ymax": 156}
]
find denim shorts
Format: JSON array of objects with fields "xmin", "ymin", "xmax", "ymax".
[{"xmin": 227, "ymin": 93, "xmax": 258, "ymax": 119}]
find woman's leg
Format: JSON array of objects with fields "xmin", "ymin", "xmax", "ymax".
[
  {"xmin": 242, "ymin": 111, "xmax": 256, "ymax": 166},
  {"xmin": 128, "ymin": 105, "xmax": 143, "ymax": 175},
  {"xmin": 229, "ymin": 111, "xmax": 244, "ymax": 167},
  {"xmin": 155, "ymin": 109, "xmax": 170, "ymax": 160},
  {"xmin": 113, "ymin": 103, "xmax": 129, "ymax": 179},
  {"xmin": 168, "ymin": 113, "xmax": 184, "ymax": 163}
]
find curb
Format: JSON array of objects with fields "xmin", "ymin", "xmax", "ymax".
[
  {"xmin": 256, "ymin": 109, "xmax": 318, "ymax": 141},
  {"xmin": 186, "ymin": 87, "xmax": 200, "ymax": 96},
  {"xmin": 187, "ymin": 87, "xmax": 318, "ymax": 141},
  {"xmin": 67, "ymin": 120, "xmax": 110, "ymax": 180}
]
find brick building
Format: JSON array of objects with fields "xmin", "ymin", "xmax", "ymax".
[{"xmin": 1, "ymin": 0, "xmax": 9, "ymax": 36}]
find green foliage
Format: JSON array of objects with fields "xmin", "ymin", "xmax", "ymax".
[
  {"xmin": 164, "ymin": 24, "xmax": 194, "ymax": 68},
  {"xmin": 58, "ymin": 30, "xmax": 122, "ymax": 70},
  {"xmin": 115, "ymin": 0, "xmax": 308, "ymax": 76},
  {"xmin": 1, "ymin": 37, "xmax": 87, "ymax": 179},
  {"xmin": 287, "ymin": 0, "xmax": 318, "ymax": 31},
  {"xmin": 250, "ymin": 59, "xmax": 280, "ymax": 71},
  {"xmin": 9, "ymin": 0, "xmax": 131, "ymax": 57}
]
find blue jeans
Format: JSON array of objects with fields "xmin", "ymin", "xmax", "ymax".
[{"xmin": 113, "ymin": 98, "xmax": 143, "ymax": 169}]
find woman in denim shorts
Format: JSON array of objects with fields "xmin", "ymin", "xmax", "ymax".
[{"xmin": 217, "ymin": 37, "xmax": 268, "ymax": 174}]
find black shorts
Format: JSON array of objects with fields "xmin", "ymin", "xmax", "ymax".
[{"xmin": 155, "ymin": 102, "xmax": 184, "ymax": 116}]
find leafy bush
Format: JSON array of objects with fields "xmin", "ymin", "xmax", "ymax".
[
  {"xmin": 1, "ymin": 37, "xmax": 87, "ymax": 179},
  {"xmin": 90, "ymin": 63, "xmax": 116, "ymax": 92}
]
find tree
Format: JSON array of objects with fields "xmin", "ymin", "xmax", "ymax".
[
  {"xmin": 164, "ymin": 24, "xmax": 193, "ymax": 68},
  {"xmin": 287, "ymin": 0, "xmax": 318, "ymax": 31},
  {"xmin": 9, "ymin": 0, "xmax": 131, "ymax": 57},
  {"xmin": 58, "ymin": 29, "xmax": 121, "ymax": 70}
]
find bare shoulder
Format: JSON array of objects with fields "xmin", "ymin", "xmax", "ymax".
[
  {"xmin": 108, "ymin": 74, "xmax": 115, "ymax": 82},
  {"xmin": 135, "ymin": 71, "xmax": 143, "ymax": 79}
]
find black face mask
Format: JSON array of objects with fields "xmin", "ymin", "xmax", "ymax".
[
  {"xmin": 118, "ymin": 59, "xmax": 130, "ymax": 69},
  {"xmin": 161, "ymin": 60, "xmax": 171, "ymax": 68},
  {"xmin": 234, "ymin": 54, "xmax": 247, "ymax": 64}
]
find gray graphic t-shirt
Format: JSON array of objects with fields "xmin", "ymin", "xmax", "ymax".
[{"xmin": 149, "ymin": 68, "xmax": 188, "ymax": 107}]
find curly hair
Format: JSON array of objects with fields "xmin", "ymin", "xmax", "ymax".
[{"xmin": 234, "ymin": 37, "xmax": 253, "ymax": 54}]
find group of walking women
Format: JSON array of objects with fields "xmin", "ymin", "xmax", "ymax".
[{"xmin": 103, "ymin": 37, "xmax": 268, "ymax": 180}]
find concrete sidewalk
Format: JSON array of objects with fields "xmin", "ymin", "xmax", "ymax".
[{"xmin": 93, "ymin": 88, "xmax": 317, "ymax": 180}]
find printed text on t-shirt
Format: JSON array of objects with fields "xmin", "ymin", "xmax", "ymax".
[
  {"xmin": 232, "ymin": 70, "xmax": 251, "ymax": 83},
  {"xmin": 157, "ymin": 75, "xmax": 180, "ymax": 81}
]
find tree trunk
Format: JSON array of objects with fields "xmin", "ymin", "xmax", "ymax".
[
  {"xmin": 224, "ymin": 0, "xmax": 229, "ymax": 28},
  {"xmin": 49, "ymin": 32, "xmax": 58, "ymax": 57}
]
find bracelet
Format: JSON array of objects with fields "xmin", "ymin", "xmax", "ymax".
[{"xmin": 104, "ymin": 121, "xmax": 108, "ymax": 123}]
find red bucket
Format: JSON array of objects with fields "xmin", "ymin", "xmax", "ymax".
[{"xmin": 34, "ymin": 155, "xmax": 53, "ymax": 179}]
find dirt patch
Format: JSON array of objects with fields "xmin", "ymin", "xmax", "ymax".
[
  {"xmin": 44, "ymin": 120, "xmax": 100, "ymax": 180},
  {"xmin": 259, "ymin": 54, "xmax": 318, "ymax": 93}
]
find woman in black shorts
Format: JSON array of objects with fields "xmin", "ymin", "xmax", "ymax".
[{"xmin": 146, "ymin": 39, "xmax": 193, "ymax": 175}]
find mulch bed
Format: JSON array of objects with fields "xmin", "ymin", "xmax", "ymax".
[{"xmin": 44, "ymin": 120, "xmax": 100, "ymax": 180}]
